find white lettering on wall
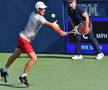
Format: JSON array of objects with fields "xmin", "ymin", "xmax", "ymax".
[
  {"xmin": 96, "ymin": 33, "xmax": 108, "ymax": 39},
  {"xmin": 79, "ymin": 4, "xmax": 99, "ymax": 16}
]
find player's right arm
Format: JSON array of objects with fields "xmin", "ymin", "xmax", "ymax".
[{"xmin": 43, "ymin": 20, "xmax": 66, "ymax": 36}]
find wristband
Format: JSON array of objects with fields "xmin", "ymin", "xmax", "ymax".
[{"xmin": 55, "ymin": 28, "xmax": 62, "ymax": 33}]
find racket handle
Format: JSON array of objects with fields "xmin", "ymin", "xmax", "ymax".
[
  {"xmin": 66, "ymin": 32, "xmax": 70, "ymax": 34},
  {"xmin": 66, "ymin": 32, "xmax": 72, "ymax": 35},
  {"xmin": 66, "ymin": 31, "xmax": 76, "ymax": 35}
]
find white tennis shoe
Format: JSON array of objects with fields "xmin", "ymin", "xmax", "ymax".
[
  {"xmin": 96, "ymin": 53, "xmax": 104, "ymax": 60},
  {"xmin": 72, "ymin": 55, "xmax": 83, "ymax": 60}
]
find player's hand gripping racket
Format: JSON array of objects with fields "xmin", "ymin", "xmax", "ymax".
[{"xmin": 67, "ymin": 21, "xmax": 92, "ymax": 35}]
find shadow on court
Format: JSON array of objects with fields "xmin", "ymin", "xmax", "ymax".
[
  {"xmin": 83, "ymin": 56, "xmax": 96, "ymax": 60},
  {"xmin": 0, "ymin": 83, "xmax": 36, "ymax": 88},
  {"xmin": 19, "ymin": 55, "xmax": 72, "ymax": 60},
  {"xmin": 0, "ymin": 83, "xmax": 27, "ymax": 88},
  {"xmin": 38, "ymin": 56, "xmax": 72, "ymax": 59},
  {"xmin": 19, "ymin": 54, "xmax": 96, "ymax": 60}
]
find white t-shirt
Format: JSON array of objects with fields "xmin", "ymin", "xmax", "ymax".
[{"xmin": 19, "ymin": 11, "xmax": 46, "ymax": 42}]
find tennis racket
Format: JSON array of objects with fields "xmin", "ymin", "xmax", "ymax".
[{"xmin": 67, "ymin": 21, "xmax": 92, "ymax": 35}]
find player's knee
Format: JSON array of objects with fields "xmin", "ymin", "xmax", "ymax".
[{"xmin": 31, "ymin": 56, "xmax": 37, "ymax": 64}]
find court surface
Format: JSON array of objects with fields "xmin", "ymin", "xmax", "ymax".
[{"xmin": 0, "ymin": 53, "xmax": 108, "ymax": 90}]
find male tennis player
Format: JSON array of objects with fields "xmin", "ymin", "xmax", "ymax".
[
  {"xmin": 0, "ymin": 1, "xmax": 66, "ymax": 87},
  {"xmin": 67, "ymin": 0, "xmax": 104, "ymax": 59}
]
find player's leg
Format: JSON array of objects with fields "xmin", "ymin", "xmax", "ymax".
[
  {"xmin": 88, "ymin": 30, "xmax": 101, "ymax": 53},
  {"xmin": 72, "ymin": 34, "xmax": 83, "ymax": 59},
  {"xmin": 18, "ymin": 38, "xmax": 37, "ymax": 87},
  {"xmin": 76, "ymin": 34, "xmax": 82, "ymax": 55},
  {"xmin": 24, "ymin": 52, "xmax": 37, "ymax": 74},
  {"xmin": 5, "ymin": 48, "xmax": 22, "ymax": 68},
  {"xmin": 19, "ymin": 51, "xmax": 37, "ymax": 87},
  {"xmin": 88, "ymin": 30, "xmax": 104, "ymax": 59},
  {"xmin": 0, "ymin": 48, "xmax": 22, "ymax": 83}
]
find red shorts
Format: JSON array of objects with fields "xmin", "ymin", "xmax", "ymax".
[{"xmin": 17, "ymin": 36, "xmax": 34, "ymax": 53}]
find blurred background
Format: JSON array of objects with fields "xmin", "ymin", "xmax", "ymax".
[{"xmin": 0, "ymin": 0, "xmax": 108, "ymax": 54}]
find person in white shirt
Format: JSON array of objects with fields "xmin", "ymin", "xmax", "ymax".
[{"xmin": 0, "ymin": 1, "xmax": 66, "ymax": 87}]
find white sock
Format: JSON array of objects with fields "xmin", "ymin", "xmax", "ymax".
[
  {"xmin": 2, "ymin": 66, "xmax": 8, "ymax": 72},
  {"xmin": 21, "ymin": 73, "xmax": 27, "ymax": 77}
]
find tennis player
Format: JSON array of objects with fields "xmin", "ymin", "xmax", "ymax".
[
  {"xmin": 67, "ymin": 0, "xmax": 104, "ymax": 60},
  {"xmin": 0, "ymin": 1, "xmax": 66, "ymax": 87}
]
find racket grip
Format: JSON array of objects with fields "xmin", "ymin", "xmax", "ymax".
[{"xmin": 66, "ymin": 32, "xmax": 70, "ymax": 35}]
